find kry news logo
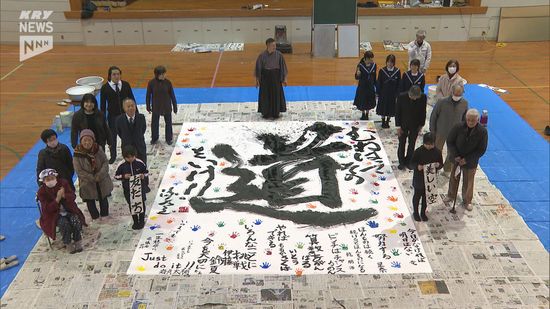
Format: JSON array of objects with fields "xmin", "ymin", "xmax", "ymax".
[{"xmin": 19, "ymin": 10, "xmax": 54, "ymax": 61}]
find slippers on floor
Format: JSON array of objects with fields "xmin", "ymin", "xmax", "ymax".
[
  {"xmin": 0, "ymin": 255, "xmax": 18, "ymax": 264},
  {"xmin": 0, "ymin": 259, "xmax": 19, "ymax": 271}
]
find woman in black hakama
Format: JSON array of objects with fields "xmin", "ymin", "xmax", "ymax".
[
  {"xmin": 255, "ymin": 38, "xmax": 288, "ymax": 119},
  {"xmin": 353, "ymin": 51, "xmax": 377, "ymax": 120}
]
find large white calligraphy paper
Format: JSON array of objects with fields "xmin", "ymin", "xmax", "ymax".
[
  {"xmin": 423, "ymin": 163, "xmax": 439, "ymax": 206},
  {"xmin": 128, "ymin": 121, "xmax": 432, "ymax": 275}
]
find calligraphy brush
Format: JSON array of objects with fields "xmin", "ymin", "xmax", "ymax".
[{"xmin": 449, "ymin": 168, "xmax": 462, "ymax": 214}]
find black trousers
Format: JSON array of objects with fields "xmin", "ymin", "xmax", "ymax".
[
  {"xmin": 412, "ymin": 188, "xmax": 427, "ymax": 216},
  {"xmin": 151, "ymin": 112, "xmax": 173, "ymax": 143},
  {"xmin": 107, "ymin": 113, "xmax": 120, "ymax": 158},
  {"xmin": 125, "ymin": 194, "xmax": 146, "ymax": 226},
  {"xmin": 86, "ymin": 183, "xmax": 109, "ymax": 219},
  {"xmin": 57, "ymin": 213, "xmax": 82, "ymax": 245},
  {"xmin": 398, "ymin": 127, "xmax": 419, "ymax": 165}
]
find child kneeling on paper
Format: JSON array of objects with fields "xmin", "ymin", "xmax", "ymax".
[
  {"xmin": 115, "ymin": 145, "xmax": 149, "ymax": 230},
  {"xmin": 410, "ymin": 133, "xmax": 443, "ymax": 222}
]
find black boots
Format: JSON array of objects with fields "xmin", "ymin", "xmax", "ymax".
[
  {"xmin": 132, "ymin": 213, "xmax": 146, "ymax": 230},
  {"xmin": 381, "ymin": 117, "xmax": 391, "ymax": 128},
  {"xmin": 131, "ymin": 215, "xmax": 140, "ymax": 230},
  {"xmin": 413, "ymin": 204, "xmax": 428, "ymax": 222}
]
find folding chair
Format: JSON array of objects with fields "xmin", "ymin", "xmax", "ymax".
[{"xmin": 35, "ymin": 194, "xmax": 53, "ymax": 249}]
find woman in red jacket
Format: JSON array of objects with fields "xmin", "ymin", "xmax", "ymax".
[{"xmin": 37, "ymin": 169, "xmax": 87, "ymax": 254}]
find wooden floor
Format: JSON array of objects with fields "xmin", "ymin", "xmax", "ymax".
[
  {"xmin": 0, "ymin": 41, "xmax": 548, "ymax": 179},
  {"xmin": 120, "ymin": 0, "xmax": 310, "ymax": 10}
]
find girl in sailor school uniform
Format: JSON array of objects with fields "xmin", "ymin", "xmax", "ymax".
[
  {"xmin": 376, "ymin": 54, "xmax": 401, "ymax": 128},
  {"xmin": 400, "ymin": 58, "xmax": 426, "ymax": 94},
  {"xmin": 114, "ymin": 145, "xmax": 149, "ymax": 230},
  {"xmin": 353, "ymin": 51, "xmax": 377, "ymax": 120}
]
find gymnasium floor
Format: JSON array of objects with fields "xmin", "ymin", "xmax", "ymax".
[{"xmin": 0, "ymin": 42, "xmax": 549, "ymax": 307}]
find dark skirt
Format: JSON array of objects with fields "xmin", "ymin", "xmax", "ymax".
[
  {"xmin": 258, "ymin": 68, "xmax": 287, "ymax": 118},
  {"xmin": 376, "ymin": 83, "xmax": 399, "ymax": 117},
  {"xmin": 353, "ymin": 79, "xmax": 376, "ymax": 111}
]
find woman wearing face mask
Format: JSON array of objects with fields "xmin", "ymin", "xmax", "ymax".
[
  {"xmin": 37, "ymin": 169, "xmax": 87, "ymax": 254},
  {"xmin": 73, "ymin": 129, "xmax": 113, "ymax": 221},
  {"xmin": 71, "ymin": 93, "xmax": 112, "ymax": 150},
  {"xmin": 37, "ymin": 129, "xmax": 75, "ymax": 191},
  {"xmin": 376, "ymin": 54, "xmax": 401, "ymax": 128},
  {"xmin": 435, "ymin": 59, "xmax": 465, "ymax": 100}
]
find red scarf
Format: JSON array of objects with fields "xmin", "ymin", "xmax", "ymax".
[{"xmin": 74, "ymin": 143, "xmax": 100, "ymax": 171}]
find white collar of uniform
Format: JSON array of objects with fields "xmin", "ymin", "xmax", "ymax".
[{"xmin": 109, "ymin": 80, "xmax": 122, "ymax": 88}]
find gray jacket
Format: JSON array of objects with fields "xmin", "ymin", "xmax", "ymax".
[
  {"xmin": 73, "ymin": 147, "xmax": 113, "ymax": 200},
  {"xmin": 429, "ymin": 96, "xmax": 468, "ymax": 139}
]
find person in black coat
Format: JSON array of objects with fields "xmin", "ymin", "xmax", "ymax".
[
  {"xmin": 410, "ymin": 133, "xmax": 443, "ymax": 222},
  {"xmin": 71, "ymin": 93, "xmax": 112, "ymax": 150},
  {"xmin": 399, "ymin": 59, "xmax": 425, "ymax": 93},
  {"xmin": 100, "ymin": 66, "xmax": 136, "ymax": 163},
  {"xmin": 353, "ymin": 51, "xmax": 377, "ymax": 120},
  {"xmin": 444, "ymin": 109, "xmax": 488, "ymax": 211},
  {"xmin": 115, "ymin": 98, "xmax": 147, "ymax": 165},
  {"xmin": 36, "ymin": 129, "xmax": 75, "ymax": 191},
  {"xmin": 146, "ymin": 65, "xmax": 177, "ymax": 145},
  {"xmin": 394, "ymin": 85, "xmax": 427, "ymax": 170},
  {"xmin": 376, "ymin": 54, "xmax": 401, "ymax": 128}
]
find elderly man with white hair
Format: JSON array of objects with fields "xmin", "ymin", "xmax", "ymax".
[
  {"xmin": 444, "ymin": 109, "xmax": 488, "ymax": 211},
  {"xmin": 429, "ymin": 84, "xmax": 469, "ymax": 174},
  {"xmin": 406, "ymin": 29, "xmax": 432, "ymax": 73}
]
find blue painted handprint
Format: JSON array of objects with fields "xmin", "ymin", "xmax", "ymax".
[
  {"xmin": 391, "ymin": 261, "xmax": 401, "ymax": 268},
  {"xmin": 367, "ymin": 221, "xmax": 379, "ymax": 228},
  {"xmin": 191, "ymin": 225, "xmax": 201, "ymax": 232},
  {"xmin": 259, "ymin": 262, "xmax": 271, "ymax": 269},
  {"xmin": 253, "ymin": 219, "xmax": 263, "ymax": 225}
]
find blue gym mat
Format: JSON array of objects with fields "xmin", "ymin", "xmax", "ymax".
[{"xmin": 1, "ymin": 84, "xmax": 548, "ymax": 297}]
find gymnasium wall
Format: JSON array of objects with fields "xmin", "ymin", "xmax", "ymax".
[{"xmin": 1, "ymin": 0, "xmax": 548, "ymax": 45}]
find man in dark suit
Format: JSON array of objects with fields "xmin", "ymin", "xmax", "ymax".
[
  {"xmin": 100, "ymin": 66, "xmax": 136, "ymax": 163},
  {"xmin": 394, "ymin": 85, "xmax": 427, "ymax": 170},
  {"xmin": 115, "ymin": 98, "xmax": 147, "ymax": 165}
]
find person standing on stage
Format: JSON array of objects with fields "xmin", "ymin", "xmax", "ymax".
[
  {"xmin": 255, "ymin": 38, "xmax": 288, "ymax": 120},
  {"xmin": 100, "ymin": 66, "xmax": 136, "ymax": 164}
]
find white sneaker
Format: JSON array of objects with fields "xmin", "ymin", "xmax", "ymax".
[
  {"xmin": 465, "ymin": 203, "xmax": 473, "ymax": 211},
  {"xmin": 443, "ymin": 196, "xmax": 453, "ymax": 203}
]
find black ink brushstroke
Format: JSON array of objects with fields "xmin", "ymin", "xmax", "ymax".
[{"xmin": 189, "ymin": 197, "xmax": 378, "ymax": 227}]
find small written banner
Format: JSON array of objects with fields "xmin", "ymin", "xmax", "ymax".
[
  {"xmin": 423, "ymin": 163, "xmax": 438, "ymax": 206},
  {"xmin": 129, "ymin": 175, "xmax": 144, "ymax": 215}
]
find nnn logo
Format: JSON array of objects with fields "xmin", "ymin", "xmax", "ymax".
[{"xmin": 19, "ymin": 10, "xmax": 54, "ymax": 61}]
